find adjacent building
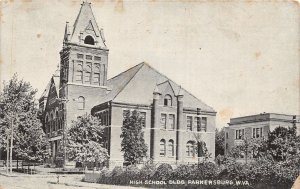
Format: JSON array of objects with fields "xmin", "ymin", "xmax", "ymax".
[
  {"xmin": 39, "ymin": 2, "xmax": 216, "ymax": 168},
  {"xmin": 224, "ymin": 113, "xmax": 300, "ymax": 156}
]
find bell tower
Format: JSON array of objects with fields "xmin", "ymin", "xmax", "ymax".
[
  {"xmin": 59, "ymin": 2, "xmax": 109, "ymax": 126},
  {"xmin": 60, "ymin": 1, "xmax": 108, "ymax": 94}
]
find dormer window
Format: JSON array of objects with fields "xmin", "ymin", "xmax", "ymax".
[
  {"xmin": 84, "ymin": 35, "xmax": 95, "ymax": 45},
  {"xmin": 164, "ymin": 94, "xmax": 172, "ymax": 106}
]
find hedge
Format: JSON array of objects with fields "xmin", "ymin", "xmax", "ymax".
[{"xmin": 96, "ymin": 157, "xmax": 299, "ymax": 189}]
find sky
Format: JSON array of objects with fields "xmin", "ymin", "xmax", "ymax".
[{"xmin": 0, "ymin": 0, "xmax": 299, "ymax": 128}]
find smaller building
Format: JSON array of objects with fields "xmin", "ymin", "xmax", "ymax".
[{"xmin": 224, "ymin": 113, "xmax": 300, "ymax": 156}]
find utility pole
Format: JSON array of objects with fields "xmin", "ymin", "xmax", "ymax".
[
  {"xmin": 6, "ymin": 132, "xmax": 9, "ymax": 174},
  {"xmin": 9, "ymin": 115, "xmax": 14, "ymax": 174}
]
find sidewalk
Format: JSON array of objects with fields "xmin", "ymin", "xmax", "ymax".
[{"xmin": 55, "ymin": 181, "xmax": 150, "ymax": 189}]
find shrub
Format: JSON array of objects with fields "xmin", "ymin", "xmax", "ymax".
[
  {"xmin": 192, "ymin": 162, "xmax": 220, "ymax": 179},
  {"xmin": 152, "ymin": 163, "xmax": 173, "ymax": 181},
  {"xmin": 139, "ymin": 163, "xmax": 156, "ymax": 180},
  {"xmin": 171, "ymin": 164, "xmax": 194, "ymax": 180}
]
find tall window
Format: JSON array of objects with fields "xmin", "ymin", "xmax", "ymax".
[
  {"xmin": 186, "ymin": 141, "xmax": 195, "ymax": 157},
  {"xmin": 169, "ymin": 114, "xmax": 175, "ymax": 130},
  {"xmin": 187, "ymin": 116, "xmax": 192, "ymax": 131},
  {"xmin": 77, "ymin": 96, "xmax": 85, "ymax": 110},
  {"xmin": 196, "ymin": 117, "xmax": 201, "ymax": 131},
  {"xmin": 84, "ymin": 35, "xmax": 95, "ymax": 45},
  {"xmin": 45, "ymin": 115, "xmax": 49, "ymax": 133},
  {"xmin": 200, "ymin": 117, "xmax": 207, "ymax": 132},
  {"xmin": 160, "ymin": 139, "xmax": 166, "ymax": 156},
  {"xmin": 168, "ymin": 140, "xmax": 174, "ymax": 157},
  {"xmin": 164, "ymin": 95, "xmax": 172, "ymax": 106},
  {"xmin": 84, "ymin": 64, "xmax": 92, "ymax": 83},
  {"xmin": 55, "ymin": 111, "xmax": 59, "ymax": 131},
  {"xmin": 93, "ymin": 64, "xmax": 100, "ymax": 84},
  {"xmin": 253, "ymin": 128, "xmax": 263, "ymax": 138},
  {"xmin": 161, "ymin": 114, "xmax": 167, "ymax": 129},
  {"xmin": 235, "ymin": 129, "xmax": 244, "ymax": 140},
  {"xmin": 75, "ymin": 63, "xmax": 83, "ymax": 82},
  {"xmin": 140, "ymin": 112, "xmax": 146, "ymax": 127}
]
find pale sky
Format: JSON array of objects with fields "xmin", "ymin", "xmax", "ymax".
[{"xmin": 0, "ymin": 0, "xmax": 299, "ymax": 128}]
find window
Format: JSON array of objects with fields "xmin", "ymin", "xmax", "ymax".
[
  {"xmin": 169, "ymin": 114, "xmax": 175, "ymax": 130},
  {"xmin": 77, "ymin": 96, "xmax": 85, "ymax": 110},
  {"xmin": 253, "ymin": 128, "xmax": 263, "ymax": 138},
  {"xmin": 93, "ymin": 64, "xmax": 100, "ymax": 84},
  {"xmin": 140, "ymin": 112, "xmax": 146, "ymax": 127},
  {"xmin": 186, "ymin": 141, "xmax": 195, "ymax": 157},
  {"xmin": 164, "ymin": 95, "xmax": 172, "ymax": 106},
  {"xmin": 84, "ymin": 64, "xmax": 92, "ymax": 83},
  {"xmin": 75, "ymin": 62, "xmax": 83, "ymax": 82},
  {"xmin": 160, "ymin": 139, "xmax": 166, "ymax": 156},
  {"xmin": 226, "ymin": 132, "xmax": 228, "ymax": 139},
  {"xmin": 160, "ymin": 114, "xmax": 167, "ymax": 129},
  {"xmin": 187, "ymin": 116, "xmax": 192, "ymax": 131},
  {"xmin": 200, "ymin": 117, "xmax": 207, "ymax": 132},
  {"xmin": 196, "ymin": 117, "xmax": 201, "ymax": 131},
  {"xmin": 168, "ymin": 140, "xmax": 174, "ymax": 157},
  {"xmin": 94, "ymin": 56, "xmax": 101, "ymax": 61},
  {"xmin": 84, "ymin": 35, "xmax": 95, "ymax": 45},
  {"xmin": 55, "ymin": 111, "xmax": 59, "ymax": 131},
  {"xmin": 235, "ymin": 129, "xmax": 244, "ymax": 140},
  {"xmin": 77, "ymin": 53, "xmax": 83, "ymax": 59},
  {"xmin": 86, "ymin": 55, "xmax": 92, "ymax": 60}
]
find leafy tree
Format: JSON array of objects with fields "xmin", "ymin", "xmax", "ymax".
[
  {"xmin": 66, "ymin": 114, "xmax": 108, "ymax": 166},
  {"xmin": 120, "ymin": 110, "xmax": 147, "ymax": 165},
  {"xmin": 267, "ymin": 126, "xmax": 299, "ymax": 161},
  {"xmin": 215, "ymin": 127, "xmax": 225, "ymax": 156},
  {"xmin": 0, "ymin": 74, "xmax": 49, "ymax": 168}
]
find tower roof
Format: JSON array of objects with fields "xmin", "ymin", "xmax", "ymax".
[{"xmin": 65, "ymin": 1, "xmax": 106, "ymax": 48}]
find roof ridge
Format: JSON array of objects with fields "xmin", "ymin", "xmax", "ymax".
[
  {"xmin": 111, "ymin": 63, "xmax": 145, "ymax": 101},
  {"xmin": 143, "ymin": 63, "xmax": 214, "ymax": 111}
]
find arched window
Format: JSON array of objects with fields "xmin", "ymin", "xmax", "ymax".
[
  {"xmin": 84, "ymin": 64, "xmax": 92, "ymax": 83},
  {"xmin": 84, "ymin": 35, "xmax": 95, "ymax": 45},
  {"xmin": 55, "ymin": 111, "xmax": 59, "ymax": 131},
  {"xmin": 77, "ymin": 96, "xmax": 85, "ymax": 110},
  {"xmin": 45, "ymin": 115, "xmax": 49, "ymax": 133},
  {"xmin": 50, "ymin": 113, "xmax": 54, "ymax": 132},
  {"xmin": 168, "ymin": 140, "xmax": 174, "ymax": 157},
  {"xmin": 164, "ymin": 94, "xmax": 172, "ymax": 106},
  {"xmin": 75, "ymin": 63, "xmax": 83, "ymax": 82},
  {"xmin": 160, "ymin": 139, "xmax": 166, "ymax": 156},
  {"xmin": 186, "ymin": 141, "xmax": 196, "ymax": 157},
  {"xmin": 93, "ymin": 64, "xmax": 100, "ymax": 84}
]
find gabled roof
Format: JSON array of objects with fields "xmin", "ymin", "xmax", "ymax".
[
  {"xmin": 40, "ymin": 67, "xmax": 60, "ymax": 100},
  {"xmin": 40, "ymin": 80, "xmax": 51, "ymax": 100},
  {"xmin": 97, "ymin": 62, "xmax": 215, "ymax": 112}
]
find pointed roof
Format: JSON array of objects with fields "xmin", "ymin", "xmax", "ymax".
[
  {"xmin": 68, "ymin": 2, "xmax": 106, "ymax": 47},
  {"xmin": 96, "ymin": 62, "xmax": 215, "ymax": 112}
]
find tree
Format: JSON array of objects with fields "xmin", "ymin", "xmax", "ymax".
[
  {"xmin": 215, "ymin": 128, "xmax": 225, "ymax": 156},
  {"xmin": 0, "ymin": 74, "xmax": 49, "ymax": 173},
  {"xmin": 267, "ymin": 126, "xmax": 299, "ymax": 161},
  {"xmin": 66, "ymin": 114, "xmax": 108, "ymax": 167},
  {"xmin": 120, "ymin": 110, "xmax": 147, "ymax": 165}
]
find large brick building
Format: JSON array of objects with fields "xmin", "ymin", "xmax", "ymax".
[
  {"xmin": 39, "ymin": 2, "xmax": 216, "ymax": 168},
  {"xmin": 224, "ymin": 113, "xmax": 300, "ymax": 157}
]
